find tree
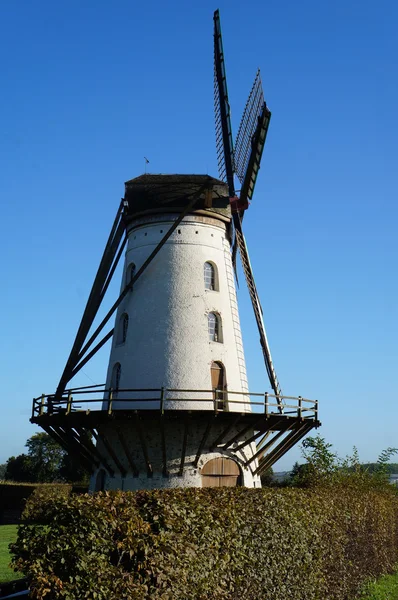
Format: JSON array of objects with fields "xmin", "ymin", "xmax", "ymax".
[
  {"xmin": 0, "ymin": 463, "xmax": 6, "ymax": 479},
  {"xmin": 4, "ymin": 433, "xmax": 90, "ymax": 483},
  {"xmin": 25, "ymin": 433, "xmax": 65, "ymax": 482},
  {"xmin": 5, "ymin": 454, "xmax": 35, "ymax": 482}
]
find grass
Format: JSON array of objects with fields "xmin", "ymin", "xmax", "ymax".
[
  {"xmin": 0, "ymin": 525, "xmax": 23, "ymax": 583},
  {"xmin": 359, "ymin": 570, "xmax": 398, "ymax": 599}
]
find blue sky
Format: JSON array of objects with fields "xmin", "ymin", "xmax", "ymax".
[{"xmin": 0, "ymin": 0, "xmax": 397, "ymax": 470}]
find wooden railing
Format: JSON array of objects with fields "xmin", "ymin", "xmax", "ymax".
[{"xmin": 31, "ymin": 385, "xmax": 319, "ymax": 421}]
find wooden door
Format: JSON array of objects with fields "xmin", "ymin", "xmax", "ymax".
[
  {"xmin": 201, "ymin": 457, "xmax": 241, "ymax": 487},
  {"xmin": 211, "ymin": 362, "xmax": 226, "ymax": 410}
]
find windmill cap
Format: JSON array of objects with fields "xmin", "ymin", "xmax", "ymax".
[{"xmin": 123, "ymin": 174, "xmax": 231, "ymax": 221}]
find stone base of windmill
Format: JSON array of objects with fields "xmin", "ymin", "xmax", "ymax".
[{"xmin": 90, "ymin": 417, "xmax": 262, "ymax": 492}]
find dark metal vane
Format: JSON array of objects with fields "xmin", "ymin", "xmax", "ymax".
[{"xmin": 213, "ymin": 9, "xmax": 282, "ymax": 408}]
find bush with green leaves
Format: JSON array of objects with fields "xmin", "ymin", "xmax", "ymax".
[{"xmin": 10, "ymin": 483, "xmax": 398, "ymax": 600}]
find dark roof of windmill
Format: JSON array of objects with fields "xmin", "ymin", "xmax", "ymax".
[{"xmin": 124, "ymin": 174, "xmax": 231, "ymax": 219}]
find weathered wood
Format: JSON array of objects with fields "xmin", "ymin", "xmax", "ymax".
[
  {"xmin": 58, "ymin": 425, "xmax": 101, "ymax": 471},
  {"xmin": 244, "ymin": 422, "xmax": 294, "ymax": 467},
  {"xmin": 208, "ymin": 414, "xmax": 242, "ymax": 451},
  {"xmin": 88, "ymin": 429, "xmax": 115, "ymax": 476},
  {"xmin": 48, "ymin": 425, "xmax": 96, "ymax": 473},
  {"xmin": 75, "ymin": 185, "xmax": 209, "ymax": 369},
  {"xmin": 71, "ymin": 329, "xmax": 115, "ymax": 381},
  {"xmin": 56, "ymin": 200, "xmax": 126, "ymax": 396},
  {"xmin": 179, "ymin": 417, "xmax": 190, "ymax": 476},
  {"xmin": 255, "ymin": 423, "xmax": 312, "ymax": 476},
  {"xmin": 222, "ymin": 416, "xmax": 265, "ymax": 450},
  {"xmin": 116, "ymin": 427, "xmax": 139, "ymax": 476},
  {"xmin": 193, "ymin": 416, "xmax": 215, "ymax": 467},
  {"xmin": 159, "ymin": 418, "xmax": 168, "ymax": 477},
  {"xmin": 95, "ymin": 430, "xmax": 127, "ymax": 477},
  {"xmin": 233, "ymin": 424, "xmax": 271, "ymax": 453},
  {"xmin": 135, "ymin": 416, "xmax": 152, "ymax": 476}
]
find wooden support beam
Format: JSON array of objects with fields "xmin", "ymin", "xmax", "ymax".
[
  {"xmin": 71, "ymin": 426, "xmax": 104, "ymax": 468},
  {"xmin": 48, "ymin": 425, "xmax": 96, "ymax": 473},
  {"xmin": 76, "ymin": 184, "xmax": 210, "ymax": 365},
  {"xmin": 71, "ymin": 329, "xmax": 114, "ymax": 380},
  {"xmin": 135, "ymin": 416, "xmax": 152, "ymax": 476},
  {"xmin": 244, "ymin": 422, "xmax": 294, "ymax": 467},
  {"xmin": 95, "ymin": 431, "xmax": 127, "ymax": 477},
  {"xmin": 159, "ymin": 418, "xmax": 168, "ymax": 477},
  {"xmin": 256, "ymin": 417, "xmax": 285, "ymax": 449},
  {"xmin": 88, "ymin": 429, "xmax": 115, "ymax": 477},
  {"xmin": 193, "ymin": 416, "xmax": 215, "ymax": 468},
  {"xmin": 255, "ymin": 423, "xmax": 313, "ymax": 476},
  {"xmin": 208, "ymin": 414, "xmax": 242, "ymax": 451},
  {"xmin": 56, "ymin": 201, "xmax": 126, "ymax": 396},
  {"xmin": 222, "ymin": 416, "xmax": 265, "ymax": 451},
  {"xmin": 116, "ymin": 427, "xmax": 139, "ymax": 477},
  {"xmin": 59, "ymin": 425, "xmax": 101, "ymax": 470},
  {"xmin": 233, "ymin": 423, "xmax": 272, "ymax": 453},
  {"xmin": 179, "ymin": 417, "xmax": 190, "ymax": 476},
  {"xmin": 98, "ymin": 235, "xmax": 127, "ymax": 304}
]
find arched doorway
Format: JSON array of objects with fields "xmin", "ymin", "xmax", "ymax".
[
  {"xmin": 201, "ymin": 457, "xmax": 241, "ymax": 487},
  {"xmin": 211, "ymin": 361, "xmax": 226, "ymax": 410},
  {"xmin": 94, "ymin": 469, "xmax": 106, "ymax": 492}
]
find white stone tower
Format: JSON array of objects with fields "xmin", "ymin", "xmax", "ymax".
[{"xmin": 95, "ymin": 174, "xmax": 261, "ymax": 490}]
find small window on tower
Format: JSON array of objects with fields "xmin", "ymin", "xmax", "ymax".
[
  {"xmin": 111, "ymin": 362, "xmax": 121, "ymax": 397},
  {"xmin": 128, "ymin": 263, "xmax": 136, "ymax": 289},
  {"xmin": 208, "ymin": 312, "xmax": 222, "ymax": 342},
  {"xmin": 204, "ymin": 262, "xmax": 218, "ymax": 291},
  {"xmin": 117, "ymin": 313, "xmax": 129, "ymax": 345}
]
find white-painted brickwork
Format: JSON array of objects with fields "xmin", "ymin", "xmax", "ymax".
[
  {"xmin": 105, "ymin": 213, "xmax": 250, "ymax": 412},
  {"xmin": 94, "ymin": 208, "xmax": 260, "ymax": 490}
]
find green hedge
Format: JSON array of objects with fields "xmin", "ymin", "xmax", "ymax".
[
  {"xmin": 0, "ymin": 483, "xmax": 87, "ymax": 519},
  {"xmin": 10, "ymin": 486, "xmax": 398, "ymax": 600}
]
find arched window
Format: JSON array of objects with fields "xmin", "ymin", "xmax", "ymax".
[
  {"xmin": 211, "ymin": 361, "xmax": 227, "ymax": 410},
  {"xmin": 111, "ymin": 362, "xmax": 121, "ymax": 397},
  {"xmin": 127, "ymin": 263, "xmax": 136, "ymax": 289},
  {"xmin": 204, "ymin": 262, "xmax": 217, "ymax": 290},
  {"xmin": 117, "ymin": 313, "xmax": 129, "ymax": 345},
  {"xmin": 208, "ymin": 312, "xmax": 222, "ymax": 342}
]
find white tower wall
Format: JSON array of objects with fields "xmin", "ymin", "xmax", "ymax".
[{"xmin": 105, "ymin": 212, "xmax": 250, "ymax": 411}]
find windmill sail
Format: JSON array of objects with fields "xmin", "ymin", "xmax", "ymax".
[
  {"xmin": 234, "ymin": 70, "xmax": 265, "ymax": 184},
  {"xmin": 214, "ymin": 9, "xmax": 235, "ymax": 196},
  {"xmin": 239, "ymin": 103, "xmax": 271, "ymax": 205},
  {"xmin": 233, "ymin": 212, "xmax": 283, "ymax": 409},
  {"xmin": 213, "ymin": 9, "xmax": 281, "ymax": 404}
]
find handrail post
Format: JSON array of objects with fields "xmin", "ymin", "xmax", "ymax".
[
  {"xmin": 108, "ymin": 388, "xmax": 113, "ymax": 415},
  {"xmin": 298, "ymin": 395, "xmax": 302, "ymax": 419},
  {"xmin": 264, "ymin": 392, "xmax": 268, "ymax": 415},
  {"xmin": 213, "ymin": 388, "xmax": 217, "ymax": 413},
  {"xmin": 315, "ymin": 400, "xmax": 319, "ymax": 422},
  {"xmin": 39, "ymin": 394, "xmax": 45, "ymax": 416},
  {"xmin": 160, "ymin": 387, "xmax": 165, "ymax": 415},
  {"xmin": 66, "ymin": 392, "xmax": 72, "ymax": 415}
]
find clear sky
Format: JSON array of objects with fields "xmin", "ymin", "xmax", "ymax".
[{"xmin": 0, "ymin": 0, "xmax": 397, "ymax": 470}]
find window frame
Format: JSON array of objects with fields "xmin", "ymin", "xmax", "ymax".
[
  {"xmin": 204, "ymin": 261, "xmax": 218, "ymax": 291},
  {"xmin": 111, "ymin": 362, "xmax": 121, "ymax": 397},
  {"xmin": 208, "ymin": 312, "xmax": 222, "ymax": 343},
  {"xmin": 117, "ymin": 313, "xmax": 129, "ymax": 345}
]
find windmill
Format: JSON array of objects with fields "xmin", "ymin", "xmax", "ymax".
[{"xmin": 30, "ymin": 10, "xmax": 319, "ymax": 491}]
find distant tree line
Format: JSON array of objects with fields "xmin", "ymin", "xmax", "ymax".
[
  {"xmin": 0, "ymin": 432, "xmax": 90, "ymax": 483},
  {"xmin": 263, "ymin": 436, "xmax": 398, "ymax": 488}
]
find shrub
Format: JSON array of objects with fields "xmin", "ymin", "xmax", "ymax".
[{"xmin": 10, "ymin": 485, "xmax": 398, "ymax": 600}]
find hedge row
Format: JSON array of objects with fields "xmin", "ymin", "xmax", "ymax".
[{"xmin": 10, "ymin": 486, "xmax": 398, "ymax": 600}]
